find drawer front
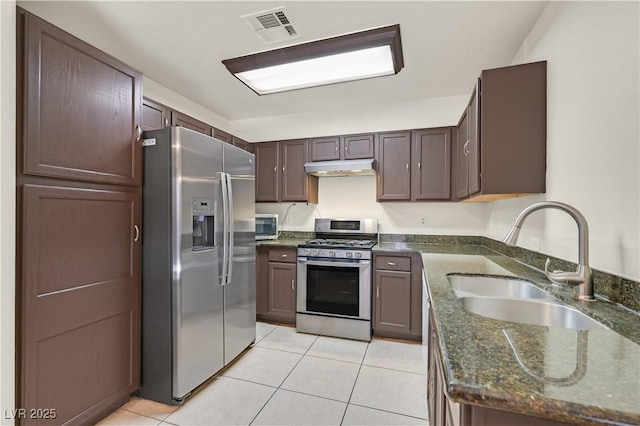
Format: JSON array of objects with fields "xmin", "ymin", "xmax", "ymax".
[
  {"xmin": 268, "ymin": 247, "xmax": 297, "ymax": 263},
  {"xmin": 375, "ymin": 255, "xmax": 411, "ymax": 271}
]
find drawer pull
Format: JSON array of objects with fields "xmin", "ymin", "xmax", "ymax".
[
  {"xmin": 281, "ymin": 254, "xmax": 288, "ymax": 258},
  {"xmin": 387, "ymin": 261, "xmax": 397, "ymax": 266},
  {"xmin": 291, "ymin": 279, "xmax": 295, "ymax": 290}
]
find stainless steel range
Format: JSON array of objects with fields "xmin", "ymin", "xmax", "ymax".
[{"xmin": 296, "ymin": 218, "xmax": 378, "ymax": 341}]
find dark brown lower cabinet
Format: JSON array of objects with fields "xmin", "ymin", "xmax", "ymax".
[
  {"xmin": 373, "ymin": 253, "xmax": 421, "ymax": 341},
  {"xmin": 427, "ymin": 310, "xmax": 568, "ymax": 426},
  {"xmin": 19, "ymin": 184, "xmax": 140, "ymax": 425},
  {"xmin": 256, "ymin": 247, "xmax": 297, "ymax": 324}
]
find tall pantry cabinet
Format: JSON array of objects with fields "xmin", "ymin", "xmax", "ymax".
[{"xmin": 16, "ymin": 8, "xmax": 142, "ymax": 425}]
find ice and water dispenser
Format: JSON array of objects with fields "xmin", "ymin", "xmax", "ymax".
[{"xmin": 192, "ymin": 198, "xmax": 215, "ymax": 250}]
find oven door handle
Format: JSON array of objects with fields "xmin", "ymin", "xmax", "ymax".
[{"xmin": 297, "ymin": 258, "xmax": 370, "ymax": 268}]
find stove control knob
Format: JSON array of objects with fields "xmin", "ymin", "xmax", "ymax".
[
  {"xmin": 355, "ymin": 252, "xmax": 362, "ymax": 258},
  {"xmin": 329, "ymin": 250, "xmax": 336, "ymax": 257},
  {"xmin": 346, "ymin": 252, "xmax": 353, "ymax": 258},
  {"xmin": 312, "ymin": 250, "xmax": 319, "ymax": 256},
  {"xmin": 305, "ymin": 249, "xmax": 311, "ymax": 255}
]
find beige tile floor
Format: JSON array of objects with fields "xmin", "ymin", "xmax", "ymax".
[{"xmin": 97, "ymin": 322, "xmax": 428, "ymax": 426}]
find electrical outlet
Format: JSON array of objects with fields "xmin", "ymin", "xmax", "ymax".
[
  {"xmin": 420, "ymin": 217, "xmax": 427, "ymax": 225},
  {"xmin": 530, "ymin": 237, "xmax": 540, "ymax": 251}
]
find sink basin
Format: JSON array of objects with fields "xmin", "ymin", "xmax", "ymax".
[
  {"xmin": 448, "ymin": 275, "xmax": 551, "ymax": 299},
  {"xmin": 459, "ymin": 296, "xmax": 607, "ymax": 330}
]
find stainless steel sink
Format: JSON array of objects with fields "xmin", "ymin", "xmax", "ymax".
[
  {"xmin": 459, "ymin": 296, "xmax": 607, "ymax": 330},
  {"xmin": 448, "ymin": 275, "xmax": 551, "ymax": 299}
]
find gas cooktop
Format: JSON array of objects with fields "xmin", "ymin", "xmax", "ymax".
[{"xmin": 300, "ymin": 238, "xmax": 377, "ymax": 250}]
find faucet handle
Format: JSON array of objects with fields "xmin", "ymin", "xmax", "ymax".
[{"xmin": 545, "ymin": 258, "xmax": 568, "ymax": 284}]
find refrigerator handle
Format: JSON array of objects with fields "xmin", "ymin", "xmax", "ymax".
[
  {"xmin": 225, "ymin": 173, "xmax": 235, "ymax": 285},
  {"xmin": 220, "ymin": 172, "xmax": 230, "ymax": 286}
]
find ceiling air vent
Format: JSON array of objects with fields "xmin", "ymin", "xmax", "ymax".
[{"xmin": 242, "ymin": 7, "xmax": 300, "ymax": 44}]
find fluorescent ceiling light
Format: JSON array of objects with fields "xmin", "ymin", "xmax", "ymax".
[{"xmin": 222, "ymin": 25, "xmax": 403, "ymax": 95}]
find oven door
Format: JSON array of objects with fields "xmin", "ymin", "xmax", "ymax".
[{"xmin": 297, "ymin": 257, "xmax": 371, "ymax": 320}]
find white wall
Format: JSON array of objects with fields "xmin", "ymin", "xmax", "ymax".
[
  {"xmin": 230, "ymin": 95, "xmax": 469, "ymax": 142},
  {"xmin": 485, "ymin": 2, "xmax": 640, "ymax": 281},
  {"xmin": 0, "ymin": 0, "xmax": 16, "ymax": 422},
  {"xmin": 257, "ymin": 176, "xmax": 488, "ymax": 236}
]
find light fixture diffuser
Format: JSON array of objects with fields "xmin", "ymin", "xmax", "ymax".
[{"xmin": 222, "ymin": 25, "xmax": 403, "ymax": 95}]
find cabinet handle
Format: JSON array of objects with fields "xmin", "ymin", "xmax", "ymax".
[
  {"xmin": 346, "ymin": 145, "xmax": 350, "ymax": 154},
  {"xmin": 418, "ymin": 162, "xmax": 421, "ymax": 170},
  {"xmin": 335, "ymin": 145, "xmax": 338, "ymax": 153},
  {"xmin": 134, "ymin": 225, "xmax": 140, "ymax": 242},
  {"xmin": 464, "ymin": 140, "xmax": 470, "ymax": 155},
  {"xmin": 164, "ymin": 117, "xmax": 169, "ymax": 127},
  {"xmin": 281, "ymin": 254, "xmax": 288, "ymax": 258},
  {"xmin": 376, "ymin": 285, "xmax": 380, "ymax": 298},
  {"xmin": 291, "ymin": 279, "xmax": 295, "ymax": 290},
  {"xmin": 135, "ymin": 125, "xmax": 142, "ymax": 142},
  {"xmin": 274, "ymin": 166, "xmax": 277, "ymax": 173},
  {"xmin": 282, "ymin": 166, "xmax": 286, "ymax": 173},
  {"xmin": 406, "ymin": 163, "xmax": 409, "ymax": 171},
  {"xmin": 387, "ymin": 261, "xmax": 397, "ymax": 266}
]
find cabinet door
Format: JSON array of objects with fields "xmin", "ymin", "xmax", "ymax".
[
  {"xmin": 142, "ymin": 98, "xmax": 170, "ymax": 131},
  {"xmin": 311, "ymin": 137, "xmax": 341, "ymax": 161},
  {"xmin": 255, "ymin": 142, "xmax": 280, "ymax": 202},
  {"xmin": 233, "ymin": 136, "xmax": 254, "ymax": 153},
  {"xmin": 374, "ymin": 269, "xmax": 412, "ymax": 334},
  {"xmin": 377, "ymin": 132, "xmax": 411, "ymax": 201},
  {"xmin": 171, "ymin": 111, "xmax": 212, "ymax": 136},
  {"xmin": 456, "ymin": 109, "xmax": 470, "ymax": 199},
  {"xmin": 281, "ymin": 139, "xmax": 311, "ymax": 201},
  {"xmin": 343, "ymin": 134, "xmax": 375, "ymax": 160},
  {"xmin": 411, "ymin": 128, "xmax": 451, "ymax": 200},
  {"xmin": 268, "ymin": 262, "xmax": 297, "ymax": 323},
  {"xmin": 468, "ymin": 83, "xmax": 480, "ymax": 196},
  {"xmin": 213, "ymin": 127, "xmax": 232, "ymax": 144},
  {"xmin": 23, "ymin": 12, "xmax": 142, "ymax": 186},
  {"xmin": 21, "ymin": 184, "xmax": 140, "ymax": 425}
]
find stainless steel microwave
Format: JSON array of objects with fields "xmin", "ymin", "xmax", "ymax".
[{"xmin": 255, "ymin": 214, "xmax": 278, "ymax": 240}]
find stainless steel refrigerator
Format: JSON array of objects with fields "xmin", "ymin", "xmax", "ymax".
[{"xmin": 139, "ymin": 127, "xmax": 256, "ymax": 404}]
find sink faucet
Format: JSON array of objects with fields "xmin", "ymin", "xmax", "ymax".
[{"xmin": 502, "ymin": 201, "xmax": 595, "ymax": 301}]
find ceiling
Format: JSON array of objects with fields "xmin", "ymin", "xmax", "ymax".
[{"xmin": 19, "ymin": 1, "xmax": 548, "ymax": 122}]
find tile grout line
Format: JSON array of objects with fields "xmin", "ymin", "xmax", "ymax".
[
  {"xmin": 248, "ymin": 332, "xmax": 321, "ymax": 425},
  {"xmin": 339, "ymin": 340, "xmax": 371, "ymax": 425}
]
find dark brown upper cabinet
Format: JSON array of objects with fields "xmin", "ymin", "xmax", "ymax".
[
  {"xmin": 233, "ymin": 136, "xmax": 254, "ymax": 153},
  {"xmin": 310, "ymin": 134, "xmax": 375, "ymax": 162},
  {"xmin": 255, "ymin": 140, "xmax": 318, "ymax": 203},
  {"xmin": 255, "ymin": 142, "xmax": 280, "ymax": 202},
  {"xmin": 378, "ymin": 129, "xmax": 452, "ymax": 201},
  {"xmin": 213, "ymin": 127, "xmax": 232, "ymax": 144},
  {"xmin": 310, "ymin": 137, "xmax": 341, "ymax": 161},
  {"xmin": 343, "ymin": 133, "xmax": 375, "ymax": 160},
  {"xmin": 142, "ymin": 98, "xmax": 170, "ymax": 132},
  {"xmin": 411, "ymin": 128, "xmax": 451, "ymax": 200},
  {"xmin": 456, "ymin": 61, "xmax": 547, "ymax": 201},
  {"xmin": 377, "ymin": 131, "xmax": 412, "ymax": 201},
  {"xmin": 22, "ymin": 11, "xmax": 142, "ymax": 186},
  {"xmin": 171, "ymin": 111, "xmax": 212, "ymax": 136}
]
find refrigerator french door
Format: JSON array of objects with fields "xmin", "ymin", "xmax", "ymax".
[{"xmin": 140, "ymin": 127, "xmax": 255, "ymax": 404}]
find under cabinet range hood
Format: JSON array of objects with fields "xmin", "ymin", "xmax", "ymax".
[{"xmin": 304, "ymin": 159, "xmax": 376, "ymax": 177}]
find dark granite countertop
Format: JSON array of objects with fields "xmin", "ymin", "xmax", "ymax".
[
  {"xmin": 382, "ymin": 243, "xmax": 639, "ymax": 425},
  {"xmin": 255, "ymin": 238, "xmax": 307, "ymax": 248}
]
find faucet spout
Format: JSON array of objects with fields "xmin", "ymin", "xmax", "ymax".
[{"xmin": 502, "ymin": 201, "xmax": 595, "ymax": 301}]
